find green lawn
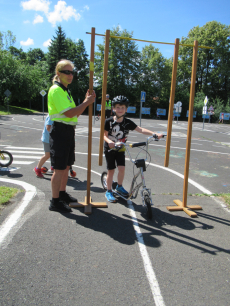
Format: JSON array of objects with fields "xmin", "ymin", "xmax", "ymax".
[
  {"xmin": 0, "ymin": 186, "xmax": 20, "ymax": 207},
  {"xmin": 0, "ymin": 105, "xmax": 40, "ymax": 115}
]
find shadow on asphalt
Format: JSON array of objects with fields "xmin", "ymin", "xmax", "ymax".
[{"xmin": 0, "ymin": 171, "xmax": 23, "ymax": 178}]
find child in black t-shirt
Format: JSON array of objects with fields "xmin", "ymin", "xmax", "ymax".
[{"xmin": 104, "ymin": 95, "xmax": 163, "ymax": 203}]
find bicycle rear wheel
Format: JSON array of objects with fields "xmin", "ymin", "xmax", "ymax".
[
  {"xmin": 101, "ymin": 172, "xmax": 108, "ymax": 190},
  {"xmin": 0, "ymin": 151, "xmax": 13, "ymax": 167},
  {"xmin": 144, "ymin": 194, "xmax": 152, "ymax": 219}
]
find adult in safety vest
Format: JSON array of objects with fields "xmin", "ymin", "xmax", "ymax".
[
  {"xmin": 105, "ymin": 94, "xmax": 112, "ymax": 119},
  {"xmin": 48, "ymin": 59, "xmax": 96, "ymax": 213}
]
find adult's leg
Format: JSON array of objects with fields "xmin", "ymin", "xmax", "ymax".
[
  {"xmin": 51, "ymin": 169, "xmax": 65, "ymax": 198},
  {"xmin": 60, "ymin": 166, "xmax": 70, "ymax": 192}
]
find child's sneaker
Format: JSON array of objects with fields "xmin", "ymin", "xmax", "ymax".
[
  {"xmin": 105, "ymin": 191, "xmax": 117, "ymax": 203},
  {"xmin": 50, "ymin": 166, "xmax": 54, "ymax": 172},
  {"xmin": 115, "ymin": 185, "xmax": 129, "ymax": 197},
  {"xmin": 33, "ymin": 167, "xmax": 44, "ymax": 178}
]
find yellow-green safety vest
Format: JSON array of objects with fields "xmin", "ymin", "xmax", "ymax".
[
  {"xmin": 48, "ymin": 84, "xmax": 78, "ymax": 125},
  {"xmin": 105, "ymin": 99, "xmax": 111, "ymax": 110}
]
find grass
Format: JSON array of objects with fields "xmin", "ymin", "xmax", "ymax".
[
  {"xmin": 0, "ymin": 186, "xmax": 21, "ymax": 207},
  {"xmin": 0, "ymin": 105, "xmax": 40, "ymax": 115}
]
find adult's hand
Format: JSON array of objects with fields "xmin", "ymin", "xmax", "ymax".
[{"xmin": 84, "ymin": 90, "xmax": 96, "ymax": 105}]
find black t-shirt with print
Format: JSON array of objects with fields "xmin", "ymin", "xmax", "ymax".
[{"xmin": 104, "ymin": 117, "xmax": 137, "ymax": 151}]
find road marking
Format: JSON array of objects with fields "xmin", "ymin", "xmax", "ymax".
[
  {"xmin": 5, "ymin": 146, "xmax": 43, "ymax": 150},
  {"xmin": 148, "ymin": 144, "xmax": 230, "ymax": 155},
  {"xmin": 12, "ymin": 161, "xmax": 34, "ymax": 164},
  {"xmin": 4, "ymin": 150, "xmax": 43, "ymax": 154},
  {"xmin": 0, "ymin": 179, "xmax": 37, "ymax": 246},
  {"xmin": 70, "ymin": 164, "xmax": 166, "ymax": 306}
]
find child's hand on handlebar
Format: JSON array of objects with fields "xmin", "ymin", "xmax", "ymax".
[{"xmin": 108, "ymin": 141, "xmax": 115, "ymax": 149}]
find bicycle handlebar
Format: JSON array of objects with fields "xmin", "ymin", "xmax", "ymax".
[{"xmin": 111, "ymin": 134, "xmax": 166, "ymax": 151}]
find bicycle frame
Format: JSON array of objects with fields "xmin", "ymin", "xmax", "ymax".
[{"xmin": 111, "ymin": 135, "xmax": 154, "ymax": 206}]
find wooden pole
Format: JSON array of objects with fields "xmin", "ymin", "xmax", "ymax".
[
  {"xmin": 182, "ymin": 40, "xmax": 198, "ymax": 207},
  {"xmin": 164, "ymin": 38, "xmax": 179, "ymax": 167},
  {"xmin": 85, "ymin": 27, "xmax": 95, "ymax": 212},
  {"xmin": 70, "ymin": 27, "xmax": 107, "ymax": 213},
  {"xmin": 167, "ymin": 40, "xmax": 202, "ymax": 217},
  {"xmin": 99, "ymin": 29, "xmax": 110, "ymax": 166}
]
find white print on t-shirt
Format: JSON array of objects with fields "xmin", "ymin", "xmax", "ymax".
[{"xmin": 108, "ymin": 121, "xmax": 131, "ymax": 143}]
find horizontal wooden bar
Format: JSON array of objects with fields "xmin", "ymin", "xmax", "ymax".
[{"xmin": 86, "ymin": 32, "xmax": 214, "ymax": 49}]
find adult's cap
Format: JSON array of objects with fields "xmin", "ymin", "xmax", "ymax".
[{"xmin": 112, "ymin": 95, "xmax": 129, "ymax": 107}]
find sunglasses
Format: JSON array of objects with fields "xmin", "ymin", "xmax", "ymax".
[{"xmin": 59, "ymin": 70, "xmax": 74, "ymax": 75}]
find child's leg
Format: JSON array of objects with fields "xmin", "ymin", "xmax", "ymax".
[
  {"xmin": 107, "ymin": 169, "xmax": 115, "ymax": 190},
  {"xmin": 117, "ymin": 166, "xmax": 125, "ymax": 185},
  {"xmin": 37, "ymin": 152, "xmax": 50, "ymax": 169}
]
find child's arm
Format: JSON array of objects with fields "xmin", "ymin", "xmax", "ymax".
[
  {"xmin": 104, "ymin": 130, "xmax": 115, "ymax": 149},
  {"xmin": 46, "ymin": 125, "xmax": 52, "ymax": 132},
  {"xmin": 135, "ymin": 126, "xmax": 163, "ymax": 139}
]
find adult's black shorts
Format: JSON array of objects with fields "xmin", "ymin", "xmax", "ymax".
[
  {"xmin": 49, "ymin": 121, "xmax": 75, "ymax": 170},
  {"xmin": 104, "ymin": 150, "xmax": 125, "ymax": 170}
]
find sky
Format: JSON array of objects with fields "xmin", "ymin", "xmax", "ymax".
[{"xmin": 0, "ymin": 0, "xmax": 229, "ymax": 59}]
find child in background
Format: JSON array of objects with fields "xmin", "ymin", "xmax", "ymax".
[
  {"xmin": 103, "ymin": 95, "xmax": 163, "ymax": 203},
  {"xmin": 33, "ymin": 114, "xmax": 53, "ymax": 178},
  {"xmin": 33, "ymin": 115, "xmax": 76, "ymax": 178}
]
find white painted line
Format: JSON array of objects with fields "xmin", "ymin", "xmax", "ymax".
[
  {"xmin": 128, "ymin": 204, "xmax": 166, "ymax": 306},
  {"xmin": 12, "ymin": 161, "xmax": 34, "ymax": 164},
  {"xmin": 71, "ymin": 164, "xmax": 166, "ymax": 305},
  {"xmin": 6, "ymin": 150, "xmax": 43, "ymax": 154},
  {"xmin": 11, "ymin": 155, "xmax": 42, "ymax": 159},
  {"xmin": 148, "ymin": 144, "xmax": 230, "ymax": 155},
  {"xmin": 0, "ymin": 122, "xmax": 43, "ymax": 131},
  {"xmin": 5, "ymin": 146, "xmax": 43, "ymax": 150},
  {"xmin": 0, "ymin": 179, "xmax": 37, "ymax": 246}
]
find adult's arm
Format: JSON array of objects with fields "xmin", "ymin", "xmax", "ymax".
[{"xmin": 64, "ymin": 90, "xmax": 96, "ymax": 118}]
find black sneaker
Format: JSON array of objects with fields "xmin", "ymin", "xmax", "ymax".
[
  {"xmin": 59, "ymin": 192, "xmax": 78, "ymax": 204},
  {"xmin": 49, "ymin": 199, "xmax": 72, "ymax": 213}
]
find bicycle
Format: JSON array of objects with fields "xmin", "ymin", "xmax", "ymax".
[
  {"xmin": 101, "ymin": 134, "xmax": 166, "ymax": 219},
  {"xmin": 95, "ymin": 112, "xmax": 101, "ymax": 121},
  {"xmin": 0, "ymin": 150, "xmax": 13, "ymax": 167}
]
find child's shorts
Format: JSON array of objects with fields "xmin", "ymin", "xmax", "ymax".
[
  {"xmin": 104, "ymin": 150, "xmax": 125, "ymax": 170},
  {"xmin": 43, "ymin": 141, "xmax": 50, "ymax": 153}
]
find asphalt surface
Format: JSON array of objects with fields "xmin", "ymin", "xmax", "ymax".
[{"xmin": 0, "ymin": 113, "xmax": 230, "ymax": 306}]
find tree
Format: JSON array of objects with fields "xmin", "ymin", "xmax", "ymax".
[
  {"xmin": 66, "ymin": 38, "xmax": 89, "ymax": 102},
  {"xmin": 47, "ymin": 26, "xmax": 68, "ymax": 75},
  {"xmin": 179, "ymin": 21, "xmax": 230, "ymax": 106},
  {"xmin": 94, "ymin": 27, "xmax": 140, "ymax": 102},
  {"xmin": 0, "ymin": 30, "xmax": 16, "ymax": 50},
  {"xmin": 26, "ymin": 48, "xmax": 45, "ymax": 65},
  {"xmin": 138, "ymin": 45, "xmax": 172, "ymax": 114},
  {"xmin": 8, "ymin": 46, "xmax": 27, "ymax": 60}
]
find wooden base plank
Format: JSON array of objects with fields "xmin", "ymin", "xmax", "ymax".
[
  {"xmin": 69, "ymin": 196, "xmax": 107, "ymax": 215},
  {"xmin": 166, "ymin": 199, "xmax": 202, "ymax": 218}
]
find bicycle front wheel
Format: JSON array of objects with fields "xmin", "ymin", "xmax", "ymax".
[
  {"xmin": 101, "ymin": 172, "xmax": 108, "ymax": 190},
  {"xmin": 144, "ymin": 195, "xmax": 152, "ymax": 219},
  {"xmin": 0, "ymin": 151, "xmax": 13, "ymax": 167}
]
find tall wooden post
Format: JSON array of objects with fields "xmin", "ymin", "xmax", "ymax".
[
  {"xmin": 70, "ymin": 27, "xmax": 107, "ymax": 213},
  {"xmin": 99, "ymin": 29, "xmax": 110, "ymax": 166},
  {"xmin": 164, "ymin": 38, "xmax": 179, "ymax": 167},
  {"xmin": 167, "ymin": 40, "xmax": 202, "ymax": 217}
]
